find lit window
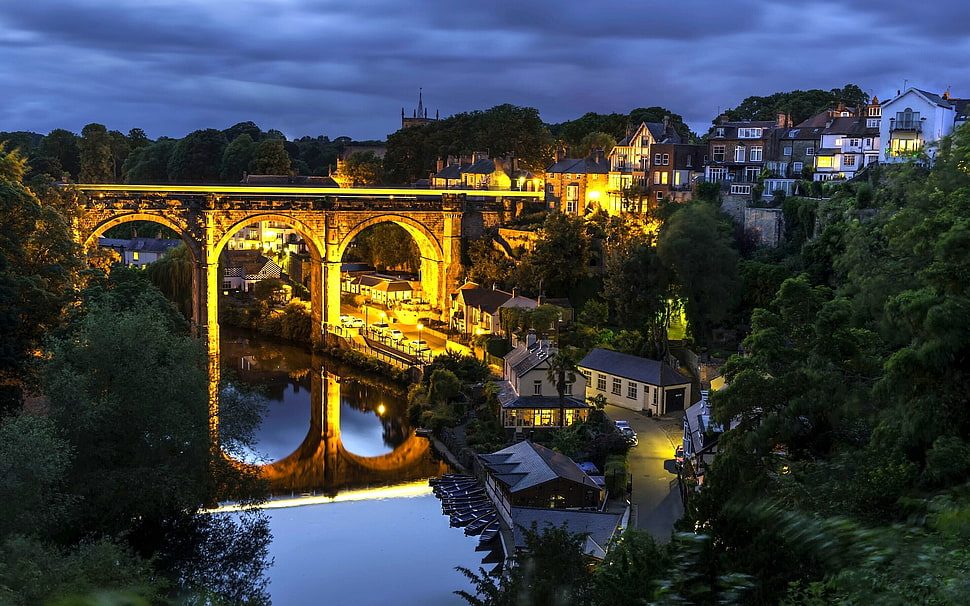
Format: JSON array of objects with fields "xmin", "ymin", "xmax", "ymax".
[
  {"xmin": 654, "ymin": 172, "xmax": 668, "ymax": 185},
  {"xmin": 132, "ymin": 252, "xmax": 139, "ymax": 261},
  {"xmin": 816, "ymin": 156, "xmax": 833, "ymax": 168}
]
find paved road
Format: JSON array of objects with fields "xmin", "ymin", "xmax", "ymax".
[{"xmin": 606, "ymin": 404, "xmax": 684, "ymax": 543}]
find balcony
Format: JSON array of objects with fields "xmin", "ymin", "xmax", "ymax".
[{"xmin": 889, "ymin": 117, "xmax": 924, "ymax": 133}]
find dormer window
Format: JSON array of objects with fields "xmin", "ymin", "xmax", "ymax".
[
  {"xmin": 738, "ymin": 127, "xmax": 763, "ymax": 138},
  {"xmin": 714, "ymin": 127, "xmax": 725, "ymax": 138}
]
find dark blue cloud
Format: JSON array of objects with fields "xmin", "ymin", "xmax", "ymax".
[{"xmin": 0, "ymin": 0, "xmax": 966, "ymax": 141}]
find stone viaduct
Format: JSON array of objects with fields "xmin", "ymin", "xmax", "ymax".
[{"xmin": 73, "ymin": 184, "xmax": 538, "ymax": 442}]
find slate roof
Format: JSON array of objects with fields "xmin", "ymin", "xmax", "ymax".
[
  {"xmin": 546, "ymin": 155, "xmax": 611, "ymax": 175},
  {"xmin": 98, "ymin": 237, "xmax": 181, "ymax": 254},
  {"xmin": 509, "ymin": 508, "xmax": 623, "ymax": 560},
  {"xmin": 503, "ymin": 341, "xmax": 551, "ymax": 378},
  {"xmin": 479, "ymin": 440, "xmax": 601, "ymax": 494},
  {"xmin": 578, "ymin": 347, "xmax": 691, "ymax": 387},
  {"xmin": 456, "ymin": 285, "xmax": 513, "ymax": 314},
  {"xmin": 501, "ymin": 395, "xmax": 590, "ymax": 410}
]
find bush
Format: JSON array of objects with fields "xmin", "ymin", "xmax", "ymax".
[{"xmin": 603, "ymin": 455, "xmax": 629, "ymax": 496}]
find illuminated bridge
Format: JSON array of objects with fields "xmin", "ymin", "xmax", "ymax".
[{"xmin": 73, "ymin": 183, "xmax": 541, "ymax": 438}]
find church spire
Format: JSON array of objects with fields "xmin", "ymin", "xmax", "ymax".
[{"xmin": 417, "ymin": 88, "xmax": 424, "ymax": 117}]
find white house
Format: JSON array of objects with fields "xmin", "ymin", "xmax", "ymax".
[
  {"xmin": 578, "ymin": 348, "xmax": 692, "ymax": 416},
  {"xmin": 497, "ymin": 336, "xmax": 591, "ymax": 435},
  {"xmin": 879, "ymin": 88, "xmax": 969, "ymax": 163}
]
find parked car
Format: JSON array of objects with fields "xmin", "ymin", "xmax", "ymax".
[
  {"xmin": 620, "ymin": 427, "xmax": 638, "ymax": 447},
  {"xmin": 387, "ymin": 329, "xmax": 405, "ymax": 342},
  {"xmin": 346, "ymin": 316, "xmax": 364, "ymax": 328},
  {"xmin": 369, "ymin": 322, "xmax": 389, "ymax": 335},
  {"xmin": 614, "ymin": 420, "xmax": 631, "ymax": 430}
]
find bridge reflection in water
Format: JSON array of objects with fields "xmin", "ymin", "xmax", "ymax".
[{"xmin": 220, "ymin": 334, "xmax": 450, "ymax": 497}]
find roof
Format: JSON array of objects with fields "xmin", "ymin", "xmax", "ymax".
[
  {"xmin": 546, "ymin": 155, "xmax": 610, "ymax": 175},
  {"xmin": 501, "ymin": 395, "xmax": 590, "ymax": 410},
  {"xmin": 98, "ymin": 237, "xmax": 181, "ymax": 254},
  {"xmin": 479, "ymin": 440, "xmax": 601, "ymax": 494},
  {"xmin": 578, "ymin": 348, "xmax": 691, "ymax": 387},
  {"xmin": 503, "ymin": 341, "xmax": 552, "ymax": 378},
  {"xmin": 509, "ymin": 507, "xmax": 623, "ymax": 560},
  {"xmin": 456, "ymin": 285, "xmax": 513, "ymax": 314}
]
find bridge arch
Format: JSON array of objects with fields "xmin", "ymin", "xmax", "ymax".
[
  {"xmin": 80, "ymin": 211, "xmax": 202, "ymax": 263},
  {"xmin": 335, "ymin": 214, "xmax": 448, "ymax": 310}
]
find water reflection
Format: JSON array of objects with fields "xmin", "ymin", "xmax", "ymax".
[{"xmin": 220, "ymin": 329, "xmax": 449, "ymax": 496}]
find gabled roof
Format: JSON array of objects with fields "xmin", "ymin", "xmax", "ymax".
[
  {"xmin": 546, "ymin": 155, "xmax": 610, "ymax": 175},
  {"xmin": 456, "ymin": 285, "xmax": 513, "ymax": 313},
  {"xmin": 504, "ymin": 341, "xmax": 552, "ymax": 377},
  {"xmin": 479, "ymin": 440, "xmax": 600, "ymax": 493},
  {"xmin": 463, "ymin": 158, "xmax": 496, "ymax": 174},
  {"xmin": 509, "ymin": 508, "xmax": 623, "ymax": 560},
  {"xmin": 578, "ymin": 347, "xmax": 691, "ymax": 387}
]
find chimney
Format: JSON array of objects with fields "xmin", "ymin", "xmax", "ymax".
[
  {"xmin": 594, "ymin": 147, "xmax": 604, "ymax": 163},
  {"xmin": 526, "ymin": 329, "xmax": 537, "ymax": 348},
  {"xmin": 719, "ymin": 114, "xmax": 729, "ymax": 124},
  {"xmin": 777, "ymin": 112, "xmax": 787, "ymax": 128},
  {"xmin": 436, "ymin": 157, "xmax": 444, "ymax": 172}
]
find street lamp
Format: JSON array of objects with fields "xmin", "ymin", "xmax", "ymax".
[{"xmin": 417, "ymin": 323, "xmax": 423, "ymax": 356}]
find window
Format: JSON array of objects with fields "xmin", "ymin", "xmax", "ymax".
[
  {"xmin": 843, "ymin": 155, "xmax": 856, "ymax": 167},
  {"xmin": 248, "ymin": 228, "xmax": 259, "ymax": 239},
  {"xmin": 848, "ymin": 138, "xmax": 861, "ymax": 148},
  {"xmin": 868, "ymin": 105, "xmax": 881, "ymax": 117},
  {"xmin": 662, "ymin": 153, "xmax": 670, "ymax": 165},
  {"xmin": 627, "ymin": 382, "xmax": 638, "ymax": 399},
  {"xmin": 806, "ymin": 147, "xmax": 815, "ymax": 156},
  {"xmin": 616, "ymin": 155, "xmax": 627, "ymax": 169},
  {"xmin": 223, "ymin": 280, "xmax": 232, "ymax": 290},
  {"xmin": 597, "ymin": 374, "xmax": 607, "ymax": 391},
  {"xmin": 654, "ymin": 171, "xmax": 668, "ymax": 185},
  {"xmin": 750, "ymin": 146, "xmax": 763, "ymax": 161},
  {"xmin": 712, "ymin": 145, "xmax": 725, "ymax": 162},
  {"xmin": 654, "ymin": 153, "xmax": 662, "ymax": 165},
  {"xmin": 738, "ymin": 127, "xmax": 763, "ymax": 138},
  {"xmin": 565, "ymin": 382, "xmax": 573, "ymax": 395},
  {"xmin": 783, "ymin": 146, "xmax": 793, "ymax": 156},
  {"xmin": 686, "ymin": 155, "xmax": 693, "ymax": 167},
  {"xmin": 566, "ymin": 200, "xmax": 577, "ymax": 214},
  {"xmin": 581, "ymin": 370, "xmax": 591, "ymax": 383},
  {"xmin": 533, "ymin": 380, "xmax": 542, "ymax": 395},
  {"xmin": 656, "ymin": 191, "xmax": 663, "ymax": 200},
  {"xmin": 730, "ymin": 184, "xmax": 751, "ymax": 195},
  {"xmin": 714, "ymin": 127, "xmax": 725, "ymax": 137},
  {"xmin": 612, "ymin": 378, "xmax": 622, "ymax": 395},
  {"xmin": 708, "ymin": 167, "xmax": 727, "ymax": 182},
  {"xmin": 864, "ymin": 137, "xmax": 874, "ymax": 149},
  {"xmin": 132, "ymin": 251, "xmax": 139, "ymax": 261},
  {"xmin": 816, "ymin": 156, "xmax": 833, "ymax": 168},
  {"xmin": 734, "ymin": 145, "xmax": 746, "ymax": 162},
  {"xmin": 866, "ymin": 118, "xmax": 880, "ymax": 128},
  {"xmin": 792, "ymin": 161, "xmax": 803, "ymax": 174}
]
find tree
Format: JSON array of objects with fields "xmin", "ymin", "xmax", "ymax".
[
  {"xmin": 144, "ymin": 242, "xmax": 194, "ymax": 318},
  {"xmin": 42, "ymin": 271, "xmax": 272, "ymax": 603},
  {"xmin": 572, "ymin": 131, "xmax": 616, "ymax": 157},
  {"xmin": 221, "ymin": 133, "xmax": 256, "ymax": 181},
  {"xmin": 167, "ymin": 128, "xmax": 228, "ymax": 182},
  {"xmin": 123, "ymin": 139, "xmax": 176, "ymax": 183},
  {"xmin": 0, "ymin": 145, "xmax": 82, "ymax": 401},
  {"xmin": 516, "ymin": 212, "xmax": 591, "ymax": 296},
  {"xmin": 37, "ymin": 128, "xmax": 81, "ymax": 179},
  {"xmin": 339, "ymin": 150, "xmax": 383, "ymax": 185},
  {"xmin": 546, "ymin": 348, "xmax": 579, "ymax": 426},
  {"xmin": 456, "ymin": 522, "xmax": 593, "ymax": 606},
  {"xmin": 79, "ymin": 123, "xmax": 113, "ymax": 183},
  {"xmin": 656, "ymin": 202, "xmax": 741, "ymax": 346},
  {"xmin": 249, "ymin": 138, "xmax": 291, "ymax": 175}
]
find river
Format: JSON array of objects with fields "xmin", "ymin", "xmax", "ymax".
[{"xmin": 220, "ymin": 329, "xmax": 486, "ymax": 605}]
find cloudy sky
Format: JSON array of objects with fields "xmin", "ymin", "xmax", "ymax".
[{"xmin": 2, "ymin": 0, "xmax": 968, "ymax": 142}]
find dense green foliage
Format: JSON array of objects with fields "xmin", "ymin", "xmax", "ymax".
[
  {"xmin": 0, "ymin": 151, "xmax": 272, "ymax": 604},
  {"xmin": 720, "ymin": 84, "xmax": 869, "ymax": 127}
]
